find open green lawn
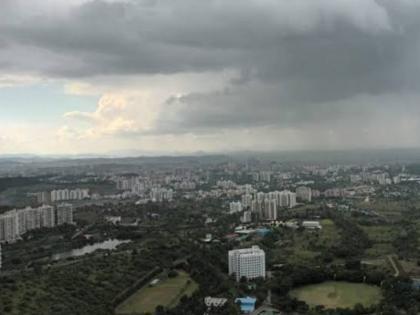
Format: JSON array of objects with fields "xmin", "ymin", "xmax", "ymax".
[
  {"xmin": 289, "ymin": 281, "xmax": 382, "ymax": 309},
  {"xmin": 115, "ymin": 271, "xmax": 198, "ymax": 315}
]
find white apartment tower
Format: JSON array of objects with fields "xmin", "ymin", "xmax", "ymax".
[
  {"xmin": 39, "ymin": 205, "xmax": 55, "ymax": 228},
  {"xmin": 57, "ymin": 203, "xmax": 74, "ymax": 225},
  {"xmin": 229, "ymin": 201, "xmax": 243, "ymax": 214},
  {"xmin": 0, "ymin": 211, "xmax": 19, "ymax": 243},
  {"xmin": 228, "ymin": 246, "xmax": 266, "ymax": 282},
  {"xmin": 296, "ymin": 186, "xmax": 312, "ymax": 202}
]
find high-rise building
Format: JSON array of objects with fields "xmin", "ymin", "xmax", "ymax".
[
  {"xmin": 150, "ymin": 188, "xmax": 173, "ymax": 202},
  {"xmin": 0, "ymin": 204, "xmax": 67, "ymax": 243},
  {"xmin": 241, "ymin": 210, "xmax": 252, "ymax": 223},
  {"xmin": 259, "ymin": 171, "xmax": 272, "ymax": 182},
  {"xmin": 51, "ymin": 188, "xmax": 89, "ymax": 202},
  {"xmin": 228, "ymin": 246, "xmax": 266, "ymax": 282},
  {"xmin": 57, "ymin": 203, "xmax": 74, "ymax": 225},
  {"xmin": 17, "ymin": 207, "xmax": 41, "ymax": 234},
  {"xmin": 279, "ymin": 190, "xmax": 296, "ymax": 208},
  {"xmin": 36, "ymin": 191, "xmax": 51, "ymax": 204},
  {"xmin": 0, "ymin": 211, "xmax": 19, "ymax": 243},
  {"xmin": 241, "ymin": 194, "xmax": 253, "ymax": 209},
  {"xmin": 263, "ymin": 199, "xmax": 277, "ymax": 220},
  {"xmin": 229, "ymin": 201, "xmax": 243, "ymax": 214},
  {"xmin": 39, "ymin": 205, "xmax": 55, "ymax": 228},
  {"xmin": 296, "ymin": 186, "xmax": 312, "ymax": 202}
]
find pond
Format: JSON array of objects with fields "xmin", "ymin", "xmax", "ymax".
[
  {"xmin": 289, "ymin": 281, "xmax": 382, "ymax": 309},
  {"xmin": 52, "ymin": 239, "xmax": 131, "ymax": 260}
]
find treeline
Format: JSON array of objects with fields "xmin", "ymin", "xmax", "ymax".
[
  {"xmin": 392, "ymin": 220, "xmax": 419, "ymax": 259},
  {"xmin": 0, "ymin": 176, "xmax": 42, "ymax": 193}
]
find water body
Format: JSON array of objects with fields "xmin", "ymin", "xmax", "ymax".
[{"xmin": 52, "ymin": 239, "xmax": 131, "ymax": 261}]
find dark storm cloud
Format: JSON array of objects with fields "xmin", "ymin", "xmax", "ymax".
[
  {"xmin": 0, "ymin": 0, "xmax": 411, "ymax": 79},
  {"xmin": 2, "ymin": 0, "xmax": 420, "ymax": 137}
]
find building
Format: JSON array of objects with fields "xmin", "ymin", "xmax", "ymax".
[
  {"xmin": 39, "ymin": 205, "xmax": 55, "ymax": 228},
  {"xmin": 302, "ymin": 220, "xmax": 322, "ymax": 230},
  {"xmin": 259, "ymin": 171, "xmax": 272, "ymax": 182},
  {"xmin": 241, "ymin": 194, "xmax": 253, "ymax": 209},
  {"xmin": 36, "ymin": 191, "xmax": 51, "ymax": 204},
  {"xmin": 228, "ymin": 246, "xmax": 266, "ymax": 282},
  {"xmin": 0, "ymin": 211, "xmax": 19, "ymax": 243},
  {"xmin": 296, "ymin": 186, "xmax": 312, "ymax": 202},
  {"xmin": 51, "ymin": 188, "xmax": 89, "ymax": 202},
  {"xmin": 150, "ymin": 188, "xmax": 173, "ymax": 202},
  {"xmin": 229, "ymin": 201, "xmax": 243, "ymax": 214},
  {"xmin": 241, "ymin": 210, "xmax": 252, "ymax": 223},
  {"xmin": 56, "ymin": 203, "xmax": 74, "ymax": 225},
  {"xmin": 279, "ymin": 190, "xmax": 296, "ymax": 208},
  {"xmin": 0, "ymin": 204, "xmax": 69, "ymax": 243},
  {"xmin": 263, "ymin": 199, "xmax": 277, "ymax": 220},
  {"xmin": 204, "ymin": 297, "xmax": 228, "ymax": 308}
]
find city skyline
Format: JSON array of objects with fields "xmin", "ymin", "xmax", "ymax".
[{"xmin": 2, "ymin": 0, "xmax": 420, "ymax": 155}]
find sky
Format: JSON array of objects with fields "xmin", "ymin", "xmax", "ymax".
[{"xmin": 1, "ymin": 0, "xmax": 420, "ymax": 155}]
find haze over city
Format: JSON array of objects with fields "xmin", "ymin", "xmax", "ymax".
[{"xmin": 2, "ymin": 0, "xmax": 420, "ymax": 155}]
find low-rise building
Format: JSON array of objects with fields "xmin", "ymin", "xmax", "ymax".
[{"xmin": 302, "ymin": 220, "xmax": 322, "ymax": 230}]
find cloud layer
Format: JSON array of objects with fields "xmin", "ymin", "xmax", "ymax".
[{"xmin": 2, "ymin": 0, "xmax": 420, "ymax": 153}]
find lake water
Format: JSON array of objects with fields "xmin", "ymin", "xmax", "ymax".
[{"xmin": 52, "ymin": 239, "xmax": 131, "ymax": 260}]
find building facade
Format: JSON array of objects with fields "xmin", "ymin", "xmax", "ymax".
[{"xmin": 228, "ymin": 246, "xmax": 266, "ymax": 282}]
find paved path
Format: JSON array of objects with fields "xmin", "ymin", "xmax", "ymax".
[{"xmin": 387, "ymin": 255, "xmax": 400, "ymax": 277}]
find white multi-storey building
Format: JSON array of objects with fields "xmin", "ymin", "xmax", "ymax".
[
  {"xmin": 228, "ymin": 246, "xmax": 266, "ymax": 282},
  {"xmin": 51, "ymin": 188, "xmax": 89, "ymax": 202},
  {"xmin": 56, "ymin": 203, "xmax": 74, "ymax": 225},
  {"xmin": 17, "ymin": 207, "xmax": 41, "ymax": 234},
  {"xmin": 263, "ymin": 199, "xmax": 277, "ymax": 220},
  {"xmin": 39, "ymin": 205, "xmax": 55, "ymax": 228},
  {"xmin": 150, "ymin": 188, "xmax": 173, "ymax": 202},
  {"xmin": 241, "ymin": 210, "xmax": 252, "ymax": 223},
  {"xmin": 0, "ymin": 211, "xmax": 19, "ymax": 243},
  {"xmin": 229, "ymin": 201, "xmax": 243, "ymax": 214},
  {"xmin": 0, "ymin": 204, "xmax": 69, "ymax": 243},
  {"xmin": 296, "ymin": 186, "xmax": 312, "ymax": 202},
  {"xmin": 279, "ymin": 190, "xmax": 296, "ymax": 208},
  {"xmin": 241, "ymin": 194, "xmax": 253, "ymax": 209}
]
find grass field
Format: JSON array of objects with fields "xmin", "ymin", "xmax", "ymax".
[
  {"xmin": 289, "ymin": 281, "xmax": 382, "ymax": 309},
  {"xmin": 115, "ymin": 270, "xmax": 198, "ymax": 314}
]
